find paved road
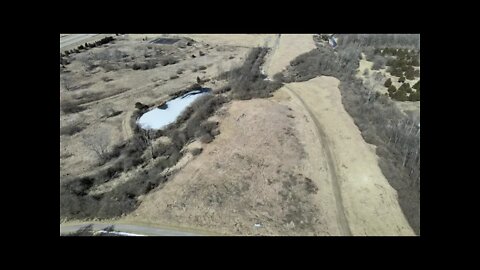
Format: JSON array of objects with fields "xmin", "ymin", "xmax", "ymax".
[
  {"xmin": 284, "ymin": 85, "xmax": 352, "ymax": 236},
  {"xmin": 60, "ymin": 34, "xmax": 113, "ymax": 52},
  {"xmin": 60, "ymin": 34, "xmax": 99, "ymax": 49},
  {"xmin": 60, "ymin": 222, "xmax": 204, "ymax": 236}
]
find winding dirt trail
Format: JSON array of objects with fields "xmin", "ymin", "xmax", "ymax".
[
  {"xmin": 284, "ymin": 85, "xmax": 352, "ymax": 236},
  {"xmin": 281, "ymin": 77, "xmax": 414, "ymax": 236},
  {"xmin": 263, "ymin": 34, "xmax": 317, "ymax": 79}
]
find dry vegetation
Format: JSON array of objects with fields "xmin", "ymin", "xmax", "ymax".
[
  {"xmin": 60, "ymin": 34, "xmax": 419, "ymax": 235},
  {"xmin": 282, "ymin": 34, "xmax": 420, "ymax": 234},
  {"xmin": 60, "ymin": 35, "xmax": 250, "ymax": 222}
]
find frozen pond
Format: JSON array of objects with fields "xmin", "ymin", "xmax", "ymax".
[{"xmin": 137, "ymin": 89, "xmax": 210, "ymax": 130}]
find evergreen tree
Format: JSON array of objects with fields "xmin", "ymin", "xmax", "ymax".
[
  {"xmin": 398, "ymin": 82, "xmax": 411, "ymax": 93},
  {"xmin": 391, "ymin": 88, "xmax": 408, "ymax": 101},
  {"xmin": 409, "ymin": 89, "xmax": 420, "ymax": 101},
  {"xmin": 388, "ymin": 85, "xmax": 397, "ymax": 94},
  {"xmin": 413, "ymin": 69, "xmax": 420, "ymax": 77},
  {"xmin": 412, "ymin": 80, "xmax": 420, "ymax": 91},
  {"xmin": 411, "ymin": 57, "xmax": 420, "ymax": 66},
  {"xmin": 384, "ymin": 78, "xmax": 392, "ymax": 87},
  {"xmin": 405, "ymin": 68, "xmax": 415, "ymax": 80}
]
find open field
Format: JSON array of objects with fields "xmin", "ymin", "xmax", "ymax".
[
  {"xmin": 60, "ymin": 35, "xmax": 248, "ymax": 179},
  {"xmin": 60, "ymin": 34, "xmax": 419, "ymax": 236}
]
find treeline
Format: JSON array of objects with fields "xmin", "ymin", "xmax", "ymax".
[
  {"xmin": 336, "ymin": 34, "xmax": 420, "ymax": 50},
  {"xmin": 282, "ymin": 37, "xmax": 420, "ymax": 234},
  {"xmin": 61, "ymin": 36, "xmax": 115, "ymax": 57},
  {"xmin": 218, "ymin": 47, "xmax": 283, "ymax": 100}
]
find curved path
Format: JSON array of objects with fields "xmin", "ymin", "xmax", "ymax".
[{"xmin": 284, "ymin": 85, "xmax": 352, "ymax": 236}]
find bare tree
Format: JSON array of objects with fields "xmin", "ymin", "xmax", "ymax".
[
  {"xmin": 140, "ymin": 128, "xmax": 156, "ymax": 160},
  {"xmin": 83, "ymin": 128, "xmax": 111, "ymax": 163},
  {"xmin": 371, "ymin": 55, "xmax": 386, "ymax": 70}
]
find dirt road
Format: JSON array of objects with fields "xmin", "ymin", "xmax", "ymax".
[
  {"xmin": 284, "ymin": 85, "xmax": 352, "ymax": 236},
  {"xmin": 263, "ymin": 34, "xmax": 317, "ymax": 79},
  {"xmin": 60, "ymin": 34, "xmax": 113, "ymax": 52},
  {"xmin": 281, "ymin": 77, "xmax": 414, "ymax": 236}
]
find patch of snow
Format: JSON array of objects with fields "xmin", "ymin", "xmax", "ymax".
[
  {"xmin": 137, "ymin": 90, "xmax": 209, "ymax": 130},
  {"xmin": 97, "ymin": 230, "xmax": 145, "ymax": 236}
]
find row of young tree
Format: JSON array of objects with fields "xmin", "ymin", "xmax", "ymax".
[
  {"xmin": 61, "ymin": 36, "xmax": 115, "ymax": 57},
  {"xmin": 337, "ymin": 34, "xmax": 420, "ymax": 50},
  {"xmin": 385, "ymin": 78, "xmax": 420, "ymax": 102}
]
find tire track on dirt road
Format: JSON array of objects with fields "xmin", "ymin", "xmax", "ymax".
[
  {"xmin": 284, "ymin": 85, "xmax": 352, "ymax": 236},
  {"xmin": 262, "ymin": 34, "xmax": 281, "ymax": 78}
]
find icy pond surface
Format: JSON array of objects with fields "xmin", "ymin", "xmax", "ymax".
[{"xmin": 137, "ymin": 89, "xmax": 209, "ymax": 130}]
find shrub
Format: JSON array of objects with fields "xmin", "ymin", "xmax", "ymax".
[
  {"xmin": 132, "ymin": 63, "xmax": 141, "ymax": 70},
  {"xmin": 159, "ymin": 56, "xmax": 177, "ymax": 66},
  {"xmin": 170, "ymin": 75, "xmax": 179, "ymax": 80},
  {"xmin": 60, "ymin": 97, "xmax": 85, "ymax": 114},
  {"xmin": 191, "ymin": 148, "xmax": 203, "ymax": 156},
  {"xmin": 199, "ymin": 66, "xmax": 207, "ymax": 70},
  {"xmin": 65, "ymin": 177, "xmax": 95, "ymax": 196},
  {"xmin": 135, "ymin": 102, "xmax": 148, "ymax": 110},
  {"xmin": 97, "ymin": 163, "xmax": 123, "ymax": 182},
  {"xmin": 132, "ymin": 62, "xmax": 156, "ymax": 70},
  {"xmin": 177, "ymin": 68, "xmax": 184, "ymax": 74},
  {"xmin": 66, "ymin": 224, "xmax": 95, "ymax": 236},
  {"xmin": 60, "ymin": 123, "xmax": 87, "ymax": 136},
  {"xmin": 398, "ymin": 76, "xmax": 406, "ymax": 83},
  {"xmin": 213, "ymin": 86, "xmax": 231, "ymax": 94},
  {"xmin": 200, "ymin": 133, "xmax": 213, "ymax": 143}
]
